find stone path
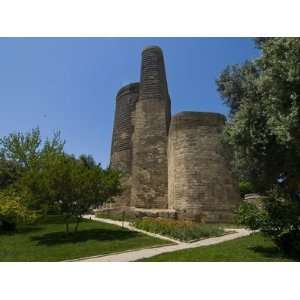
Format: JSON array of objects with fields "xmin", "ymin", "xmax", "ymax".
[
  {"xmin": 84, "ymin": 214, "xmax": 182, "ymax": 244},
  {"xmin": 73, "ymin": 215, "xmax": 252, "ymax": 262}
]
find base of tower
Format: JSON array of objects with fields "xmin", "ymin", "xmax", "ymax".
[
  {"xmin": 95, "ymin": 206, "xmax": 176, "ymax": 220},
  {"xmin": 94, "ymin": 205, "xmax": 236, "ymax": 224}
]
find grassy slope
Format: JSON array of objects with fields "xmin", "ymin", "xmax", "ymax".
[
  {"xmin": 0, "ymin": 218, "xmax": 169, "ymax": 262},
  {"xmin": 141, "ymin": 233, "xmax": 299, "ymax": 262}
]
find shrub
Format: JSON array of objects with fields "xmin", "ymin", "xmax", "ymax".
[
  {"xmin": 0, "ymin": 191, "xmax": 37, "ymax": 231},
  {"xmin": 236, "ymin": 201, "xmax": 265, "ymax": 230},
  {"xmin": 134, "ymin": 218, "xmax": 224, "ymax": 241},
  {"xmin": 275, "ymin": 231, "xmax": 300, "ymax": 257},
  {"xmin": 239, "ymin": 181, "xmax": 255, "ymax": 198},
  {"xmin": 237, "ymin": 185, "xmax": 300, "ymax": 256}
]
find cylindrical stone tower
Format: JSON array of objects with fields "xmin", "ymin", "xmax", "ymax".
[
  {"xmin": 110, "ymin": 82, "xmax": 139, "ymax": 207},
  {"xmin": 168, "ymin": 111, "xmax": 240, "ymax": 222},
  {"xmin": 131, "ymin": 46, "xmax": 171, "ymax": 209}
]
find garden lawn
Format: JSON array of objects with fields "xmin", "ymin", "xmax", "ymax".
[
  {"xmin": 0, "ymin": 217, "xmax": 170, "ymax": 261},
  {"xmin": 141, "ymin": 233, "xmax": 299, "ymax": 262}
]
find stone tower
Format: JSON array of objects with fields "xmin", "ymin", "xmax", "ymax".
[
  {"xmin": 168, "ymin": 112, "xmax": 240, "ymax": 223},
  {"xmin": 108, "ymin": 45, "xmax": 240, "ymax": 222},
  {"xmin": 110, "ymin": 82, "xmax": 139, "ymax": 207},
  {"xmin": 131, "ymin": 46, "xmax": 171, "ymax": 209}
]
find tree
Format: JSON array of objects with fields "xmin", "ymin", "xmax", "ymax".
[
  {"xmin": 0, "ymin": 128, "xmax": 65, "ymax": 229},
  {"xmin": 26, "ymin": 153, "xmax": 122, "ymax": 233},
  {"xmin": 0, "ymin": 128, "xmax": 122, "ymax": 233},
  {"xmin": 216, "ymin": 38, "xmax": 300, "ymax": 191},
  {"xmin": 217, "ymin": 60, "xmax": 260, "ymax": 117},
  {"xmin": 0, "ymin": 189, "xmax": 37, "ymax": 231},
  {"xmin": 0, "ymin": 159, "xmax": 22, "ymax": 190},
  {"xmin": 216, "ymin": 38, "xmax": 300, "ymax": 255}
]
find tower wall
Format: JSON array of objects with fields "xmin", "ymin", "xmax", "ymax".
[
  {"xmin": 131, "ymin": 46, "xmax": 170, "ymax": 209},
  {"xmin": 110, "ymin": 82, "xmax": 139, "ymax": 207},
  {"xmin": 168, "ymin": 112, "xmax": 240, "ymax": 222}
]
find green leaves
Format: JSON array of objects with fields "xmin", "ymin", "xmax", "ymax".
[
  {"xmin": 219, "ymin": 38, "xmax": 300, "ymax": 254},
  {"xmin": 0, "ymin": 127, "xmax": 41, "ymax": 169},
  {"xmin": 0, "ymin": 128, "xmax": 122, "ymax": 232},
  {"xmin": 0, "ymin": 189, "xmax": 38, "ymax": 228},
  {"xmin": 217, "ymin": 37, "xmax": 300, "ymax": 191}
]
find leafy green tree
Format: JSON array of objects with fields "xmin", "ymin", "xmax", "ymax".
[
  {"xmin": 217, "ymin": 38, "xmax": 300, "ymax": 255},
  {"xmin": 23, "ymin": 153, "xmax": 122, "ymax": 232},
  {"xmin": 0, "ymin": 127, "xmax": 64, "ymax": 166},
  {"xmin": 217, "ymin": 37, "xmax": 300, "ymax": 191},
  {"xmin": 0, "ymin": 189, "xmax": 37, "ymax": 231},
  {"xmin": 0, "ymin": 127, "xmax": 41, "ymax": 169},
  {"xmin": 0, "ymin": 128, "xmax": 65, "ymax": 229},
  {"xmin": 0, "ymin": 159, "xmax": 22, "ymax": 190},
  {"xmin": 0, "ymin": 128, "xmax": 122, "ymax": 233},
  {"xmin": 217, "ymin": 61, "xmax": 259, "ymax": 117}
]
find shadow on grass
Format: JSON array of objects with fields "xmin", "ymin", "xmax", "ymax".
[
  {"xmin": 31, "ymin": 228, "xmax": 140, "ymax": 246},
  {"xmin": 0, "ymin": 226, "xmax": 43, "ymax": 236},
  {"xmin": 250, "ymin": 245, "xmax": 284, "ymax": 259},
  {"xmin": 250, "ymin": 245, "xmax": 300, "ymax": 261}
]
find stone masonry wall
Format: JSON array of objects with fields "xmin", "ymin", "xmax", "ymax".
[
  {"xmin": 110, "ymin": 82, "xmax": 139, "ymax": 207},
  {"xmin": 131, "ymin": 46, "xmax": 170, "ymax": 209},
  {"xmin": 168, "ymin": 112, "xmax": 240, "ymax": 223}
]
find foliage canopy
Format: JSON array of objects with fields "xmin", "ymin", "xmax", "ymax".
[{"xmin": 217, "ymin": 38, "xmax": 300, "ymax": 255}]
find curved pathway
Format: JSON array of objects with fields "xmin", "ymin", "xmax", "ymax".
[{"xmin": 76, "ymin": 215, "xmax": 252, "ymax": 262}]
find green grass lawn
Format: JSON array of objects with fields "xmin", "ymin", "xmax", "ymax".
[
  {"xmin": 0, "ymin": 217, "xmax": 170, "ymax": 261},
  {"xmin": 140, "ymin": 233, "xmax": 300, "ymax": 262}
]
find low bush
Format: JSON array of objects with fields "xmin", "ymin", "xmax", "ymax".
[
  {"xmin": 239, "ymin": 181, "xmax": 255, "ymax": 198},
  {"xmin": 237, "ymin": 185, "xmax": 300, "ymax": 257},
  {"xmin": 133, "ymin": 218, "xmax": 224, "ymax": 242},
  {"xmin": 275, "ymin": 230, "xmax": 300, "ymax": 258},
  {"xmin": 0, "ymin": 191, "xmax": 37, "ymax": 231}
]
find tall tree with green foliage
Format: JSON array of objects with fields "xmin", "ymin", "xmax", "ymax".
[
  {"xmin": 31, "ymin": 153, "xmax": 122, "ymax": 232},
  {"xmin": 0, "ymin": 128, "xmax": 122, "ymax": 233},
  {"xmin": 217, "ymin": 38, "xmax": 300, "ymax": 191},
  {"xmin": 0, "ymin": 128, "xmax": 65, "ymax": 230},
  {"xmin": 217, "ymin": 38, "xmax": 300, "ymax": 255}
]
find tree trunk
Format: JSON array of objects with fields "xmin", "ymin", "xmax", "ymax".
[
  {"xmin": 74, "ymin": 216, "xmax": 81, "ymax": 233},
  {"xmin": 65, "ymin": 221, "xmax": 69, "ymax": 233}
]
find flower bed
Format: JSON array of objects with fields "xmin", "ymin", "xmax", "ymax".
[{"xmin": 133, "ymin": 218, "xmax": 225, "ymax": 242}]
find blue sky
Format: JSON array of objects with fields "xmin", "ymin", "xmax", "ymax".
[{"xmin": 0, "ymin": 38, "xmax": 260, "ymax": 167}]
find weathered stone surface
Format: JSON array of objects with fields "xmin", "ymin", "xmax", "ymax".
[
  {"xmin": 131, "ymin": 46, "xmax": 170, "ymax": 209},
  {"xmin": 108, "ymin": 46, "xmax": 241, "ymax": 222},
  {"xmin": 110, "ymin": 82, "xmax": 139, "ymax": 207},
  {"xmin": 168, "ymin": 112, "xmax": 240, "ymax": 223}
]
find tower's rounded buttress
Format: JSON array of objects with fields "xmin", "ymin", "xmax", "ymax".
[
  {"xmin": 168, "ymin": 111, "xmax": 240, "ymax": 223},
  {"xmin": 110, "ymin": 82, "xmax": 139, "ymax": 207}
]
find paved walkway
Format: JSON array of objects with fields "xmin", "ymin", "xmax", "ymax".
[
  {"xmin": 75, "ymin": 215, "xmax": 252, "ymax": 262},
  {"xmin": 84, "ymin": 214, "xmax": 182, "ymax": 244}
]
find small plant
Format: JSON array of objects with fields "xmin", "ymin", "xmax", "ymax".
[
  {"xmin": 237, "ymin": 185, "xmax": 300, "ymax": 257},
  {"xmin": 0, "ymin": 190, "xmax": 37, "ymax": 231},
  {"xmin": 133, "ymin": 218, "xmax": 224, "ymax": 242},
  {"xmin": 239, "ymin": 181, "xmax": 255, "ymax": 198}
]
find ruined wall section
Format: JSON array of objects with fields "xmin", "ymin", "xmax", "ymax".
[
  {"xmin": 131, "ymin": 46, "xmax": 171, "ymax": 209},
  {"xmin": 168, "ymin": 112, "xmax": 240, "ymax": 223},
  {"xmin": 110, "ymin": 82, "xmax": 139, "ymax": 207}
]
